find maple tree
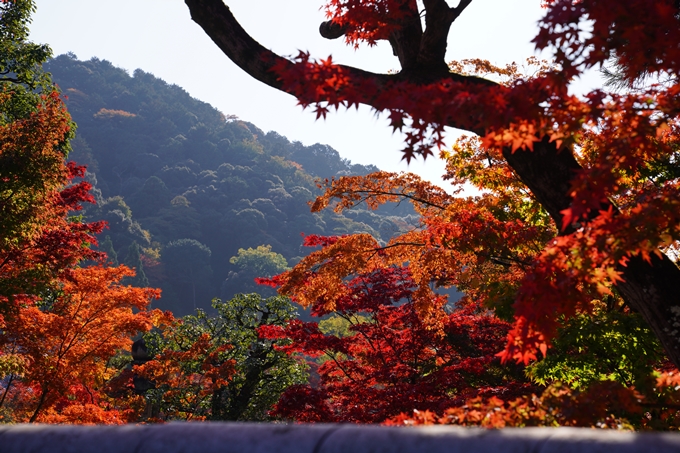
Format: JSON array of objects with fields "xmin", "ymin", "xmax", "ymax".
[
  {"xmin": 259, "ymin": 265, "xmax": 532, "ymax": 423},
  {"xmin": 184, "ymin": 0, "xmax": 680, "ymax": 368},
  {"xmin": 263, "ymin": 146, "xmax": 672, "ymax": 425},
  {"xmin": 0, "ymin": 266, "xmax": 161, "ymax": 423},
  {"xmin": 0, "ymin": 0, "xmax": 104, "ymax": 315}
]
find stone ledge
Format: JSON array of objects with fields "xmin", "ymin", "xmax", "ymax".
[{"xmin": 1, "ymin": 423, "xmax": 679, "ymax": 453}]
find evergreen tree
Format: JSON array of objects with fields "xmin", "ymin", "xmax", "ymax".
[
  {"xmin": 123, "ymin": 241, "xmax": 149, "ymax": 288},
  {"xmin": 99, "ymin": 235, "xmax": 118, "ymax": 266}
]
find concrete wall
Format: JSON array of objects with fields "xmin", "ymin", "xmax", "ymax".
[{"xmin": 1, "ymin": 423, "xmax": 680, "ymax": 453}]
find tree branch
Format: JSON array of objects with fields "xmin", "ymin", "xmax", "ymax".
[
  {"xmin": 319, "ymin": 20, "xmax": 348, "ymax": 40},
  {"xmin": 184, "ymin": 0, "xmax": 492, "ymax": 117}
]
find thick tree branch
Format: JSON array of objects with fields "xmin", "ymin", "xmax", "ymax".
[
  {"xmin": 387, "ymin": 0, "xmax": 423, "ymax": 70},
  {"xmin": 418, "ymin": 0, "xmax": 469, "ymax": 70},
  {"xmin": 184, "ymin": 0, "xmax": 489, "ymax": 110},
  {"xmin": 183, "ymin": 1, "xmax": 465, "ymax": 118},
  {"xmin": 502, "ymin": 137, "xmax": 581, "ymax": 226}
]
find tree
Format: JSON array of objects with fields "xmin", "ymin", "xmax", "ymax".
[
  {"xmin": 127, "ymin": 176, "xmax": 171, "ymax": 218},
  {"xmin": 229, "ymin": 245, "xmax": 289, "ymax": 278},
  {"xmin": 136, "ymin": 294, "xmax": 307, "ymax": 421},
  {"xmin": 0, "ymin": 266, "xmax": 161, "ymax": 423},
  {"xmin": 222, "ymin": 245, "xmax": 289, "ymax": 298},
  {"xmin": 99, "ymin": 235, "xmax": 119, "ymax": 266},
  {"xmin": 0, "ymin": 0, "xmax": 106, "ymax": 314},
  {"xmin": 123, "ymin": 241, "xmax": 150, "ymax": 288},
  {"xmin": 0, "ymin": 90, "xmax": 104, "ymax": 306},
  {"xmin": 161, "ymin": 239, "xmax": 213, "ymax": 312},
  {"xmin": 0, "ymin": 0, "xmax": 51, "ymax": 90},
  {"xmin": 260, "ymin": 266, "xmax": 531, "ymax": 423},
  {"xmin": 183, "ymin": 0, "xmax": 680, "ymax": 367}
]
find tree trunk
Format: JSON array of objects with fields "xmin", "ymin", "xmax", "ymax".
[
  {"xmin": 29, "ymin": 384, "xmax": 49, "ymax": 423},
  {"xmin": 505, "ymin": 138, "xmax": 680, "ymax": 367}
]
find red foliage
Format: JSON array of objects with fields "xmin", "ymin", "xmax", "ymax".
[
  {"xmin": 301, "ymin": 234, "xmax": 346, "ymax": 248},
  {"xmin": 258, "ymin": 0, "xmax": 680, "ymax": 365},
  {"xmin": 263, "ymin": 267, "xmax": 533, "ymax": 423}
]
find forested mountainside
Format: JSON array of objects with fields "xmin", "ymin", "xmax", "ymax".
[{"xmin": 47, "ymin": 54, "xmax": 416, "ymax": 315}]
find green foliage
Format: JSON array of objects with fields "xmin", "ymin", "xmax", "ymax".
[
  {"xmin": 222, "ymin": 245, "xmax": 288, "ymax": 301},
  {"xmin": 318, "ymin": 313, "xmax": 369, "ymax": 338},
  {"xmin": 0, "ymin": 0, "xmax": 51, "ymax": 91},
  {"xmin": 229, "ymin": 245, "xmax": 289, "ymax": 278},
  {"xmin": 127, "ymin": 176, "xmax": 171, "ymax": 217},
  {"xmin": 96, "ymin": 200, "xmax": 149, "ymax": 251},
  {"xmin": 142, "ymin": 294, "xmax": 307, "ymax": 421},
  {"xmin": 526, "ymin": 308, "xmax": 664, "ymax": 389},
  {"xmin": 99, "ymin": 235, "xmax": 118, "ymax": 266}
]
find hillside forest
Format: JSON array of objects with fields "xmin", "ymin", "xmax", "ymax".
[
  {"xmin": 2, "ymin": 0, "xmax": 680, "ymax": 429},
  {"xmin": 46, "ymin": 54, "xmax": 420, "ymax": 316}
]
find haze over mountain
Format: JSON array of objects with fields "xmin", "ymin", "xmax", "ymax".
[{"xmin": 47, "ymin": 54, "xmax": 417, "ymax": 315}]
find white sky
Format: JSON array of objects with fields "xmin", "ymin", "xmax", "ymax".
[{"xmin": 29, "ymin": 1, "xmax": 596, "ymax": 188}]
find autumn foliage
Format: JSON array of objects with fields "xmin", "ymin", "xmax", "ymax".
[
  {"xmin": 186, "ymin": 0, "xmax": 680, "ymax": 371},
  {"xmin": 2, "ymin": 0, "xmax": 680, "ymax": 428},
  {"xmin": 260, "ymin": 266, "xmax": 533, "ymax": 423},
  {"xmin": 0, "ymin": 266, "xmax": 161, "ymax": 423},
  {"xmin": 182, "ymin": 0, "xmax": 680, "ymax": 427},
  {"xmin": 0, "ymin": 0, "xmax": 165, "ymax": 423},
  {"xmin": 0, "ymin": 90, "xmax": 105, "ymax": 312}
]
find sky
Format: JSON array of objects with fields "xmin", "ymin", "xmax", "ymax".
[{"xmin": 29, "ymin": 1, "xmax": 586, "ymax": 189}]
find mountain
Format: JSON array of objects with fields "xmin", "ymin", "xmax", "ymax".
[{"xmin": 47, "ymin": 54, "xmax": 417, "ymax": 315}]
